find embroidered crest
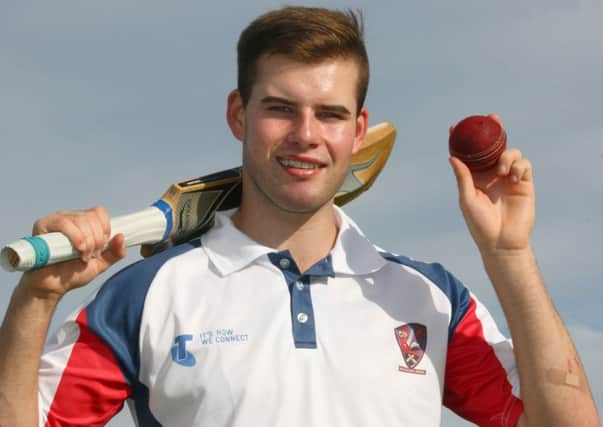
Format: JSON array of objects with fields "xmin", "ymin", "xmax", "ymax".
[{"xmin": 394, "ymin": 323, "xmax": 427, "ymax": 375}]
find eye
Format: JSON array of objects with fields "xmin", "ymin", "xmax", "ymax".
[{"xmin": 317, "ymin": 111, "xmax": 344, "ymax": 120}]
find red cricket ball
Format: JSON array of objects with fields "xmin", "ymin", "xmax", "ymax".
[{"xmin": 449, "ymin": 115, "xmax": 507, "ymax": 172}]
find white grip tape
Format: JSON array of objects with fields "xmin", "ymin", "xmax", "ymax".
[{"xmin": 0, "ymin": 206, "xmax": 168, "ymax": 272}]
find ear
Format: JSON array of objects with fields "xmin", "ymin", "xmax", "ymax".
[
  {"xmin": 352, "ymin": 107, "xmax": 369, "ymax": 155},
  {"xmin": 226, "ymin": 89, "xmax": 245, "ymax": 142}
]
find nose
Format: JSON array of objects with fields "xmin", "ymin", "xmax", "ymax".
[{"xmin": 288, "ymin": 110, "xmax": 320, "ymax": 148}]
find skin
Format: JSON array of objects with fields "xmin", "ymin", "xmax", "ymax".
[
  {"xmin": 0, "ymin": 55, "xmax": 599, "ymax": 426},
  {"xmin": 226, "ymin": 54, "xmax": 367, "ymax": 271}
]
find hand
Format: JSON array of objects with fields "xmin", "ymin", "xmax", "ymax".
[
  {"xmin": 17, "ymin": 206, "xmax": 127, "ymax": 300},
  {"xmin": 449, "ymin": 114, "xmax": 535, "ymax": 255}
]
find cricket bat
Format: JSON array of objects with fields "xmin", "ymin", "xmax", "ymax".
[{"xmin": 1, "ymin": 122, "xmax": 396, "ymax": 272}]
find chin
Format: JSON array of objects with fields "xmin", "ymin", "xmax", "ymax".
[{"xmin": 274, "ymin": 194, "xmax": 334, "ymax": 215}]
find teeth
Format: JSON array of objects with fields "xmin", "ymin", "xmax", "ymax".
[{"xmin": 279, "ymin": 159, "xmax": 319, "ymax": 169}]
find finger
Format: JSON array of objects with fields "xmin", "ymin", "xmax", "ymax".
[
  {"xmin": 449, "ymin": 156, "xmax": 475, "ymax": 203},
  {"xmin": 496, "ymin": 148, "xmax": 523, "ymax": 176},
  {"xmin": 449, "ymin": 124, "xmax": 456, "ymax": 136},
  {"xmin": 32, "ymin": 210, "xmax": 71, "ymax": 235},
  {"xmin": 78, "ymin": 234, "xmax": 127, "ymax": 279},
  {"xmin": 88, "ymin": 215, "xmax": 106, "ymax": 258},
  {"xmin": 100, "ymin": 233, "xmax": 127, "ymax": 267},
  {"xmin": 73, "ymin": 214, "xmax": 97, "ymax": 262},
  {"xmin": 87, "ymin": 206, "xmax": 110, "ymax": 256},
  {"xmin": 33, "ymin": 214, "xmax": 89, "ymax": 253},
  {"xmin": 91, "ymin": 206, "xmax": 111, "ymax": 243},
  {"xmin": 488, "ymin": 113, "xmax": 503, "ymax": 127},
  {"xmin": 57, "ymin": 234, "xmax": 127, "ymax": 286},
  {"xmin": 509, "ymin": 158, "xmax": 533, "ymax": 183}
]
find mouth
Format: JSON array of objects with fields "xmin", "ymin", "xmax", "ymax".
[
  {"xmin": 277, "ymin": 156, "xmax": 327, "ymax": 178},
  {"xmin": 278, "ymin": 158, "xmax": 324, "ymax": 169}
]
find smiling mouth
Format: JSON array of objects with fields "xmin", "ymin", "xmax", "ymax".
[{"xmin": 278, "ymin": 158, "xmax": 324, "ymax": 169}]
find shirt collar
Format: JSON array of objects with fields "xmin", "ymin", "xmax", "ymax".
[
  {"xmin": 201, "ymin": 206, "xmax": 387, "ymax": 277},
  {"xmin": 330, "ymin": 206, "xmax": 388, "ymax": 275}
]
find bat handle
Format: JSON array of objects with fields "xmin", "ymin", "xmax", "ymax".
[{"xmin": 0, "ymin": 206, "xmax": 169, "ymax": 272}]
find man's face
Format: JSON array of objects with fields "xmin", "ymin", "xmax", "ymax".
[{"xmin": 228, "ymin": 54, "xmax": 368, "ymax": 215}]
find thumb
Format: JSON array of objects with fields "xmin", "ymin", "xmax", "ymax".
[
  {"xmin": 449, "ymin": 156, "xmax": 475, "ymax": 203},
  {"xmin": 98, "ymin": 233, "xmax": 127, "ymax": 269}
]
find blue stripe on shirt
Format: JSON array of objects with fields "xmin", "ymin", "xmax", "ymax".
[
  {"xmin": 85, "ymin": 239, "xmax": 202, "ymax": 425},
  {"xmin": 379, "ymin": 252, "xmax": 471, "ymax": 341}
]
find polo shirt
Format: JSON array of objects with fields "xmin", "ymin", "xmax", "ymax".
[{"xmin": 38, "ymin": 207, "xmax": 523, "ymax": 426}]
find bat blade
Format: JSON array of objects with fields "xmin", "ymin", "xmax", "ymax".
[{"xmin": 335, "ymin": 122, "xmax": 396, "ymax": 206}]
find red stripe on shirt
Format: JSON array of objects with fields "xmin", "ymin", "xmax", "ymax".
[
  {"xmin": 443, "ymin": 297, "xmax": 523, "ymax": 427},
  {"xmin": 45, "ymin": 309, "xmax": 132, "ymax": 426}
]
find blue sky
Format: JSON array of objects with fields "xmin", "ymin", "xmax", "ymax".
[{"xmin": 1, "ymin": 1, "xmax": 601, "ymax": 425}]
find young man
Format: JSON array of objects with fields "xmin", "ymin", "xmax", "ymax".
[{"xmin": 0, "ymin": 6, "xmax": 598, "ymax": 427}]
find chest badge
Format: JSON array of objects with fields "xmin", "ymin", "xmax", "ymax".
[{"xmin": 394, "ymin": 323, "xmax": 427, "ymax": 375}]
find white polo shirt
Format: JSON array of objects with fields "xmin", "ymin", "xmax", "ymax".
[{"xmin": 39, "ymin": 207, "xmax": 523, "ymax": 426}]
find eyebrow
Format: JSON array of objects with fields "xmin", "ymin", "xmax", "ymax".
[
  {"xmin": 260, "ymin": 96, "xmax": 352, "ymax": 116},
  {"xmin": 261, "ymin": 96, "xmax": 296, "ymax": 106}
]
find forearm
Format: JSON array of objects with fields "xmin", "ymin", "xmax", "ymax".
[
  {"xmin": 0, "ymin": 283, "xmax": 60, "ymax": 427},
  {"xmin": 482, "ymin": 247, "xmax": 599, "ymax": 426}
]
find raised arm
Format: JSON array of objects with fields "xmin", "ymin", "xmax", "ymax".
[
  {"xmin": 0, "ymin": 207, "xmax": 126, "ymax": 427},
  {"xmin": 449, "ymin": 115, "xmax": 599, "ymax": 426}
]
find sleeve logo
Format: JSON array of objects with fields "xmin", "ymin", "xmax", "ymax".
[{"xmin": 394, "ymin": 323, "xmax": 427, "ymax": 375}]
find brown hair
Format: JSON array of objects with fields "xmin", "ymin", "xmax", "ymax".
[{"xmin": 237, "ymin": 6, "xmax": 369, "ymax": 114}]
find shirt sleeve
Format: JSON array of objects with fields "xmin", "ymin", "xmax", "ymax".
[
  {"xmin": 37, "ymin": 242, "xmax": 199, "ymax": 427},
  {"xmin": 38, "ymin": 305, "xmax": 132, "ymax": 426},
  {"xmin": 443, "ymin": 293, "xmax": 523, "ymax": 427}
]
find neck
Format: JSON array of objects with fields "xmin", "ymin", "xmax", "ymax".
[{"xmin": 232, "ymin": 195, "xmax": 338, "ymax": 273}]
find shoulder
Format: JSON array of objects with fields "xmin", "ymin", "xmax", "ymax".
[
  {"xmin": 378, "ymin": 251, "xmax": 467, "ymax": 298},
  {"xmin": 83, "ymin": 239, "xmax": 203, "ymax": 381},
  {"xmin": 95, "ymin": 239, "xmax": 203, "ymax": 301},
  {"xmin": 377, "ymin": 249, "xmax": 472, "ymax": 340}
]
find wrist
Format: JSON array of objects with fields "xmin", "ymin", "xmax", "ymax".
[
  {"xmin": 480, "ymin": 245, "xmax": 541, "ymax": 292},
  {"xmin": 14, "ymin": 274, "xmax": 64, "ymax": 310},
  {"xmin": 480, "ymin": 245, "xmax": 544, "ymax": 302},
  {"xmin": 479, "ymin": 244, "xmax": 536, "ymax": 268}
]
